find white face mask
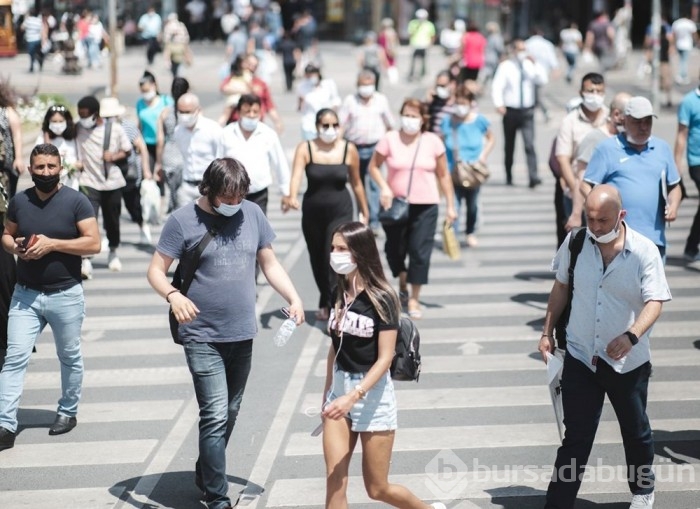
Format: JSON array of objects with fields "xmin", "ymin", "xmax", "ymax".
[
  {"xmin": 454, "ymin": 104, "xmax": 470, "ymax": 117},
  {"xmin": 142, "ymin": 90, "xmax": 157, "ymax": 102},
  {"xmin": 435, "ymin": 86, "xmax": 451, "ymax": 100},
  {"xmin": 582, "ymin": 93, "xmax": 605, "ymax": 112},
  {"xmin": 319, "ymin": 128, "xmax": 338, "ymax": 144},
  {"xmin": 400, "ymin": 116, "xmax": 421, "ymax": 135},
  {"xmin": 517, "ymin": 51, "xmax": 529, "ymax": 62},
  {"xmin": 357, "ymin": 85, "xmax": 375, "ymax": 98},
  {"xmin": 49, "ymin": 121, "xmax": 67, "ymax": 135},
  {"xmin": 330, "ymin": 251, "xmax": 357, "ymax": 275},
  {"xmin": 615, "ymin": 123, "xmax": 625, "ymax": 134},
  {"xmin": 178, "ymin": 113, "xmax": 198, "ymax": 128},
  {"xmin": 308, "ymin": 75, "xmax": 320, "ymax": 86},
  {"xmin": 626, "ymin": 133, "xmax": 650, "ymax": 145},
  {"xmin": 240, "ymin": 116, "xmax": 259, "ymax": 132},
  {"xmin": 587, "ymin": 215, "xmax": 621, "ymax": 244},
  {"xmin": 214, "ymin": 201, "xmax": 242, "ymax": 217},
  {"xmin": 79, "ymin": 116, "xmax": 96, "ymax": 129}
]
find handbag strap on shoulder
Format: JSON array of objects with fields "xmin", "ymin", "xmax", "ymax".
[
  {"xmin": 405, "ymin": 134, "xmax": 422, "ymax": 199},
  {"xmin": 451, "ymin": 123, "xmax": 461, "ymax": 165}
]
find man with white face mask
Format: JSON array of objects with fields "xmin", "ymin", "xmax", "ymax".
[
  {"xmin": 173, "ymin": 93, "xmax": 223, "ymax": 208},
  {"xmin": 339, "ymin": 70, "xmax": 394, "ymax": 232},
  {"xmin": 491, "ymin": 38, "xmax": 548, "ymax": 187},
  {"xmin": 75, "ymin": 95, "xmax": 132, "ymax": 272},
  {"xmin": 219, "ymin": 94, "xmax": 290, "ymax": 215},
  {"xmin": 147, "ymin": 157, "xmax": 304, "ymax": 508},
  {"xmin": 539, "ymin": 184, "xmax": 670, "ymax": 509},
  {"xmin": 553, "ymin": 73, "xmax": 608, "ymax": 245},
  {"xmin": 582, "ymin": 96, "xmax": 682, "ymax": 259}
]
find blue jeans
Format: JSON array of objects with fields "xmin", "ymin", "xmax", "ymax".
[
  {"xmin": 357, "ymin": 145, "xmax": 380, "ymax": 228},
  {"xmin": 0, "ymin": 284, "xmax": 85, "ymax": 433},
  {"xmin": 545, "ymin": 355, "xmax": 654, "ymax": 508},
  {"xmin": 184, "ymin": 340, "xmax": 253, "ymax": 509},
  {"xmin": 454, "ymin": 186, "xmax": 480, "ymax": 235}
]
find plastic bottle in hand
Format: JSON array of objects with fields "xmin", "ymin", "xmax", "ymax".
[{"xmin": 274, "ymin": 308, "xmax": 297, "ymax": 347}]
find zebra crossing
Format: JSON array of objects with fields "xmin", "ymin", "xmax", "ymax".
[{"xmin": 1, "ymin": 181, "xmax": 699, "ymax": 508}]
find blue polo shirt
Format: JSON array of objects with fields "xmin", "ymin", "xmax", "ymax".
[
  {"xmin": 583, "ymin": 133, "xmax": 680, "ymax": 247},
  {"xmin": 677, "ymin": 88, "xmax": 700, "ymax": 166}
]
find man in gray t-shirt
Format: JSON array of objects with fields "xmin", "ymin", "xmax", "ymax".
[{"xmin": 147, "ymin": 158, "xmax": 304, "ymax": 507}]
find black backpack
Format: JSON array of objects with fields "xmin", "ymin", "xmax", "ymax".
[{"xmin": 391, "ymin": 317, "xmax": 421, "ymax": 381}]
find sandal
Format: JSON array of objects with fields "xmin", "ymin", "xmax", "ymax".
[
  {"xmin": 407, "ymin": 298, "xmax": 422, "ymax": 319},
  {"xmin": 407, "ymin": 308, "xmax": 423, "ymax": 320}
]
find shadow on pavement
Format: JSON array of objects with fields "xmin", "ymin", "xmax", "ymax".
[
  {"xmin": 16, "ymin": 408, "xmax": 62, "ymax": 434},
  {"xmin": 111, "ymin": 472, "xmax": 262, "ymax": 509},
  {"xmin": 486, "ymin": 486, "xmax": 629, "ymax": 508}
]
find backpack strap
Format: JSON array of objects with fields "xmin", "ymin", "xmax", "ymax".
[
  {"xmin": 102, "ymin": 120, "xmax": 113, "ymax": 180},
  {"xmin": 555, "ymin": 227, "xmax": 587, "ymax": 350}
]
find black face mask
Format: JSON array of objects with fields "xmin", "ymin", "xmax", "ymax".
[{"xmin": 32, "ymin": 173, "xmax": 61, "ymax": 194}]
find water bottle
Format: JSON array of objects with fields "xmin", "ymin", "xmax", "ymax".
[{"xmin": 273, "ymin": 317, "xmax": 297, "ymax": 347}]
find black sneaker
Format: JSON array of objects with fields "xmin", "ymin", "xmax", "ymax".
[{"xmin": 0, "ymin": 426, "xmax": 16, "ymax": 451}]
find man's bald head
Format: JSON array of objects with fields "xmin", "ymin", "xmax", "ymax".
[
  {"xmin": 586, "ymin": 184, "xmax": 623, "ymax": 213},
  {"xmin": 177, "ymin": 93, "xmax": 200, "ymax": 112},
  {"xmin": 610, "ymin": 92, "xmax": 632, "ymax": 116}
]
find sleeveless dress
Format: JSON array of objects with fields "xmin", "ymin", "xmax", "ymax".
[{"xmin": 301, "ymin": 141, "xmax": 354, "ymax": 308}]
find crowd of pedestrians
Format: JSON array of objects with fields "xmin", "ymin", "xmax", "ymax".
[{"xmin": 2, "ymin": 4, "xmax": 700, "ymax": 509}]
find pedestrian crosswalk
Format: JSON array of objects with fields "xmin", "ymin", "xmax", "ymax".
[{"xmin": 1, "ymin": 182, "xmax": 699, "ymax": 509}]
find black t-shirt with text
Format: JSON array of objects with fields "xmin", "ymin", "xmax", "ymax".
[
  {"xmin": 7, "ymin": 186, "xmax": 95, "ymax": 291},
  {"xmin": 329, "ymin": 290, "xmax": 399, "ymax": 373}
]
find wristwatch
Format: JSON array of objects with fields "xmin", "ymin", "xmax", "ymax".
[
  {"xmin": 354, "ymin": 385, "xmax": 367, "ymax": 399},
  {"xmin": 624, "ymin": 331, "xmax": 639, "ymax": 346}
]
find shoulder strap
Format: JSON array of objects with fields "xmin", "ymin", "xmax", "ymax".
[
  {"xmin": 405, "ymin": 134, "xmax": 422, "ymax": 198},
  {"xmin": 342, "ymin": 141, "xmax": 349, "ymax": 164},
  {"xmin": 179, "ymin": 221, "xmax": 223, "ymax": 296},
  {"xmin": 566, "ymin": 227, "xmax": 587, "ymax": 303},
  {"xmin": 450, "ymin": 124, "xmax": 460, "ymax": 164},
  {"xmin": 307, "ymin": 140, "xmax": 313, "ymax": 164},
  {"xmin": 102, "ymin": 120, "xmax": 112, "ymax": 180}
]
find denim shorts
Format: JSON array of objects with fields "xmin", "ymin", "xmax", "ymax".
[{"xmin": 326, "ymin": 367, "xmax": 397, "ymax": 432}]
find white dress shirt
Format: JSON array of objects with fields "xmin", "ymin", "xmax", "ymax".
[
  {"xmin": 219, "ymin": 121, "xmax": 290, "ymax": 195},
  {"xmin": 491, "ymin": 57, "xmax": 549, "ymax": 109},
  {"xmin": 174, "ymin": 115, "xmax": 223, "ymax": 182}
]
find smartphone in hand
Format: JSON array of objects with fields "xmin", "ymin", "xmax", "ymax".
[{"xmin": 21, "ymin": 234, "xmax": 38, "ymax": 250}]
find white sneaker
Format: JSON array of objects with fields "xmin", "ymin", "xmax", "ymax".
[
  {"xmin": 81, "ymin": 258, "xmax": 93, "ymax": 280},
  {"xmin": 101, "ymin": 237, "xmax": 109, "ymax": 253},
  {"xmin": 430, "ymin": 503, "xmax": 447, "ymax": 509},
  {"xmin": 107, "ymin": 251, "xmax": 122, "ymax": 272},
  {"xmin": 139, "ymin": 224, "xmax": 152, "ymax": 245},
  {"xmin": 630, "ymin": 492, "xmax": 654, "ymax": 509}
]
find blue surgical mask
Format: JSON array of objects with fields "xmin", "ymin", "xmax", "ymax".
[{"xmin": 214, "ymin": 202, "xmax": 242, "ymax": 217}]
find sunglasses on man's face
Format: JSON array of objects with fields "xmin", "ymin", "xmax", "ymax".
[{"xmin": 320, "ymin": 123, "xmax": 339, "ymax": 129}]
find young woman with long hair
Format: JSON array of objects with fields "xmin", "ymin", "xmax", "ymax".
[{"xmin": 321, "ymin": 221, "xmax": 445, "ymax": 509}]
